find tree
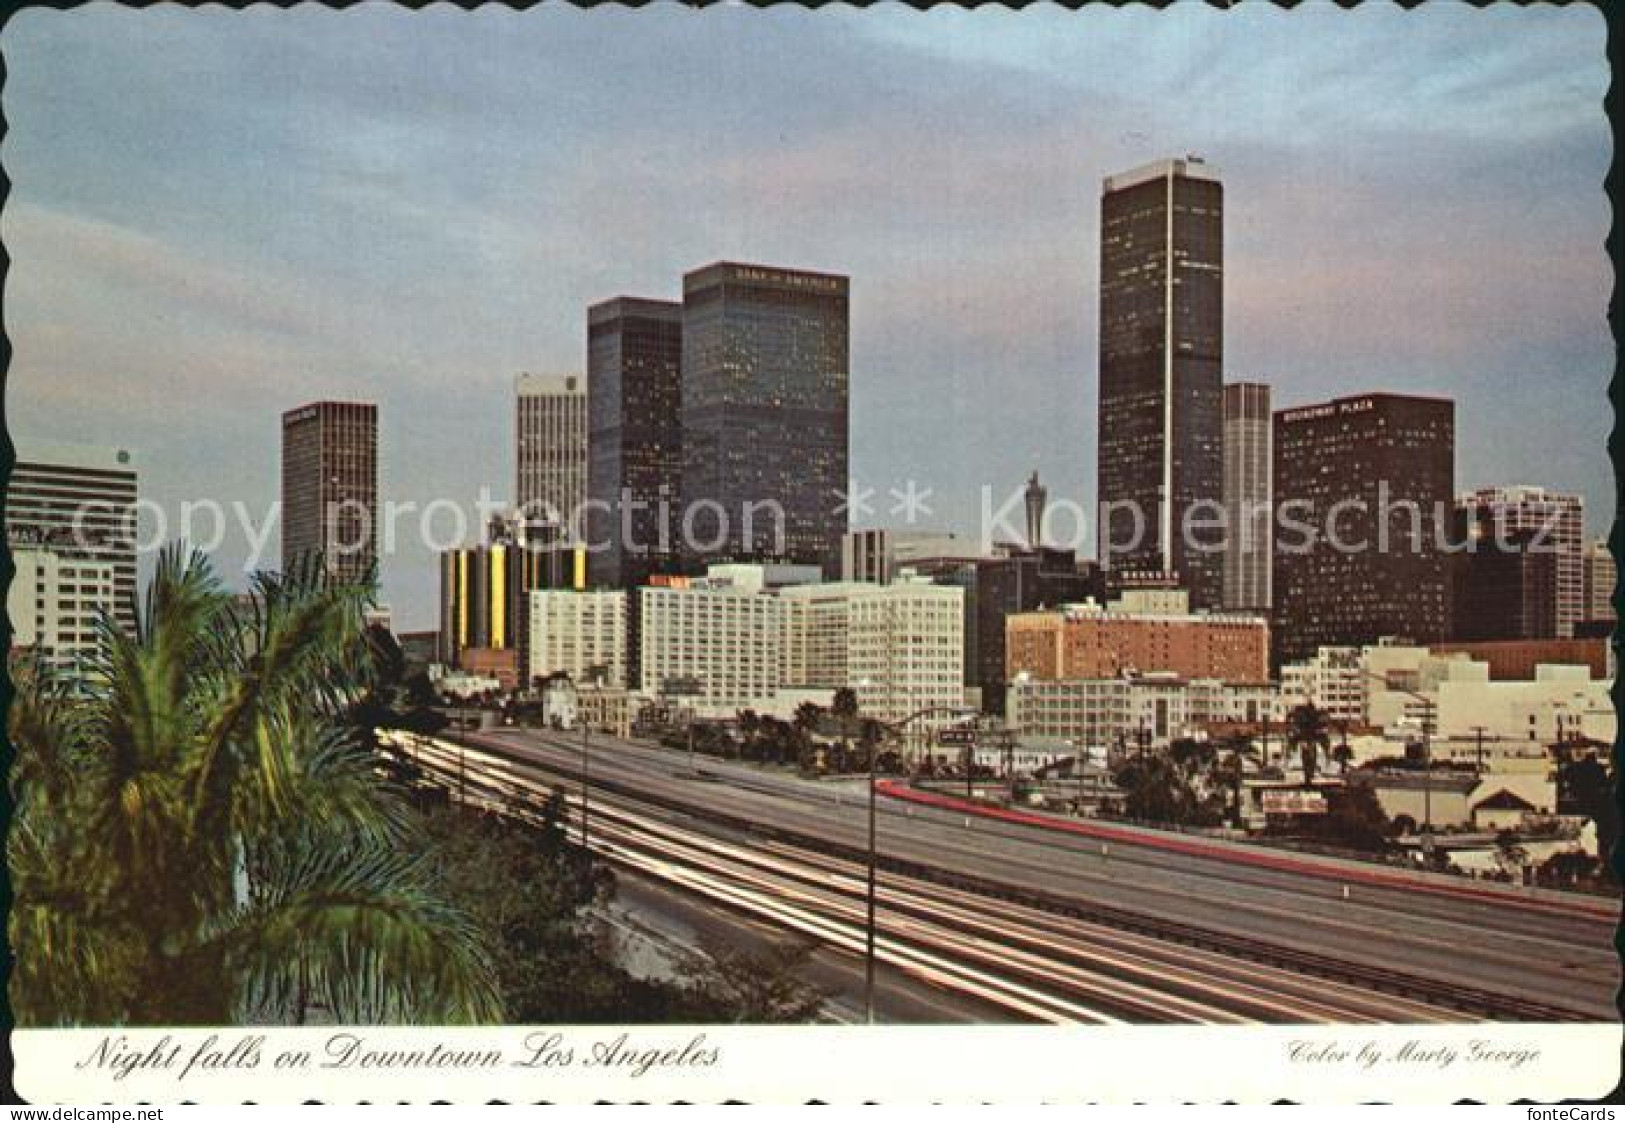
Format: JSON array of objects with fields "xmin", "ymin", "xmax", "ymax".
[
  {"xmin": 676, "ymin": 938, "xmax": 827, "ymax": 1023},
  {"xmin": 831, "ymin": 688, "xmax": 859, "ymax": 724},
  {"xmin": 1286, "ymin": 703, "xmax": 1332, "ymax": 786},
  {"xmin": 1300, "ymin": 782, "xmax": 1392, "ymax": 852},
  {"xmin": 1494, "ymin": 829, "xmax": 1530, "ymax": 880},
  {"xmin": 1112, "ymin": 753, "xmax": 1218, "ymax": 827},
  {"xmin": 9, "ymin": 547, "xmax": 501, "ymax": 1026},
  {"xmin": 1559, "ymin": 754, "xmax": 1618, "ymax": 865},
  {"xmin": 793, "ymin": 700, "xmax": 824, "ymax": 736}
]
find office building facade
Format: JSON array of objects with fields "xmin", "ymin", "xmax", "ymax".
[
  {"xmin": 585, "ymin": 298, "xmax": 684, "ymax": 590},
  {"xmin": 1096, "ymin": 156, "xmax": 1225, "ymax": 609},
  {"xmin": 281, "ymin": 401, "xmax": 378, "ymax": 585},
  {"xmin": 841, "ymin": 528, "xmax": 983, "ymax": 585},
  {"xmin": 975, "ymin": 547, "xmax": 1105, "ymax": 715},
  {"xmin": 6, "ymin": 441, "xmax": 138, "ymax": 633},
  {"xmin": 639, "ymin": 581, "xmax": 787, "ymax": 715},
  {"xmin": 1456, "ymin": 486, "xmax": 1582, "ymax": 638},
  {"xmin": 1582, "ymin": 537, "xmax": 1616, "ymax": 628},
  {"xmin": 1221, "ymin": 381, "xmax": 1272, "ymax": 612},
  {"xmin": 439, "ymin": 528, "xmax": 586, "ymax": 676},
  {"xmin": 781, "ymin": 579, "xmax": 967, "ymax": 746},
  {"xmin": 516, "ymin": 373, "xmax": 588, "ymax": 536},
  {"xmin": 7, "ymin": 546, "xmax": 118, "ymax": 665},
  {"xmin": 1271, "ymin": 393, "xmax": 1455, "ymax": 665},
  {"xmin": 680, "ymin": 262, "xmax": 849, "ymax": 576},
  {"xmin": 1005, "ymin": 600, "xmax": 1269, "ymax": 685},
  {"xmin": 527, "ymin": 589, "xmax": 628, "ymax": 689}
]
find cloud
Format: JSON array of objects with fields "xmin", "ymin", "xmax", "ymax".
[{"xmin": 0, "ymin": 4, "xmax": 1611, "ymax": 626}]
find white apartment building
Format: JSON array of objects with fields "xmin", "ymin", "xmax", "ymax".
[
  {"xmin": 1278, "ymin": 646, "xmax": 1366, "ymax": 724},
  {"xmin": 8, "ymin": 441, "xmax": 138, "ymax": 633},
  {"xmin": 527, "ymin": 589, "xmax": 627, "ymax": 688},
  {"xmin": 782, "ymin": 581, "xmax": 865, "ymax": 688},
  {"xmin": 780, "ymin": 579, "xmax": 967, "ymax": 748},
  {"xmin": 1584, "ymin": 537, "xmax": 1615, "ymax": 624},
  {"xmin": 847, "ymin": 580, "xmax": 966, "ymax": 740},
  {"xmin": 1007, "ymin": 673, "xmax": 1279, "ymax": 753},
  {"xmin": 639, "ymin": 583, "xmax": 786, "ymax": 716},
  {"xmin": 8, "ymin": 546, "xmax": 118, "ymax": 666}
]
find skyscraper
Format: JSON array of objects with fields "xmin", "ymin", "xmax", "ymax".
[
  {"xmin": 680, "ymin": 261, "xmax": 849, "ymax": 576},
  {"xmin": 6, "ymin": 441, "xmax": 138, "ymax": 634},
  {"xmin": 1455, "ymin": 486, "xmax": 1583, "ymax": 638},
  {"xmin": 280, "ymin": 401, "xmax": 377, "ymax": 585},
  {"xmin": 1221, "ymin": 381, "xmax": 1272, "ymax": 613},
  {"xmin": 1582, "ymin": 537, "xmax": 1616, "ymax": 629},
  {"xmin": 1450, "ymin": 523, "xmax": 1558, "ymax": 642},
  {"xmin": 585, "ymin": 298, "xmax": 683, "ymax": 590},
  {"xmin": 1096, "ymin": 156, "xmax": 1224, "ymax": 609},
  {"xmin": 1271, "ymin": 393, "xmax": 1455, "ymax": 665},
  {"xmin": 516, "ymin": 373, "xmax": 588, "ymax": 537}
]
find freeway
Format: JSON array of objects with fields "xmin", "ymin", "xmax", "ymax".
[{"xmin": 400, "ymin": 726, "xmax": 1618, "ymax": 1023}]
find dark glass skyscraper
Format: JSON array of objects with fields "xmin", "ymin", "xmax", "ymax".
[
  {"xmin": 1271, "ymin": 393, "xmax": 1455, "ymax": 665},
  {"xmin": 1097, "ymin": 157, "xmax": 1224, "ymax": 609},
  {"xmin": 281, "ymin": 400, "xmax": 378, "ymax": 585},
  {"xmin": 586, "ymin": 297, "xmax": 684, "ymax": 590},
  {"xmin": 680, "ymin": 262, "xmax": 849, "ymax": 576}
]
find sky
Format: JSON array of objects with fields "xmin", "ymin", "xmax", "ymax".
[{"xmin": 2, "ymin": 3, "xmax": 1611, "ymax": 631}]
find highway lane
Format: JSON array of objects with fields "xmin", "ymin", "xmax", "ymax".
[
  {"xmin": 605, "ymin": 868, "xmax": 1016, "ymax": 1023},
  {"xmin": 408, "ymin": 735, "xmax": 1470, "ymax": 1024},
  {"xmin": 407, "ymin": 727, "xmax": 1617, "ymax": 1020},
  {"xmin": 499, "ymin": 730, "xmax": 1616, "ymax": 967},
  {"xmin": 535, "ymin": 726, "xmax": 1613, "ymax": 939}
]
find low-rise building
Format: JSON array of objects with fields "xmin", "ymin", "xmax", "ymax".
[
  {"xmin": 1007, "ymin": 673, "xmax": 1280, "ymax": 755},
  {"xmin": 1006, "ymin": 596, "xmax": 1268, "ymax": 685}
]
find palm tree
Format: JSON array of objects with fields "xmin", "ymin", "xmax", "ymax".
[
  {"xmin": 9, "ymin": 547, "xmax": 501, "ymax": 1026},
  {"xmin": 1285, "ymin": 703, "xmax": 1332, "ymax": 787}
]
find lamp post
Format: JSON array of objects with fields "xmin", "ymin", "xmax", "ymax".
[{"xmin": 854, "ymin": 697, "xmax": 977, "ymax": 1026}]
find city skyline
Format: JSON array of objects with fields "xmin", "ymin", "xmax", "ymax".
[{"xmin": 3, "ymin": 5, "xmax": 1609, "ymax": 629}]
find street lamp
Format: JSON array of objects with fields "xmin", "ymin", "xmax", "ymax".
[{"xmin": 853, "ymin": 698, "xmax": 977, "ymax": 1025}]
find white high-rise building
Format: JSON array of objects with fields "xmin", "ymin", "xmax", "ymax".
[
  {"xmin": 850, "ymin": 581, "xmax": 965, "ymax": 741},
  {"xmin": 1221, "ymin": 382, "xmax": 1271, "ymax": 613},
  {"xmin": 527, "ymin": 589, "xmax": 627, "ymax": 689},
  {"xmin": 782, "ymin": 581, "xmax": 865, "ymax": 689},
  {"xmin": 1457, "ymin": 486, "xmax": 1584, "ymax": 637},
  {"xmin": 8, "ymin": 546, "xmax": 118, "ymax": 666},
  {"xmin": 784, "ymin": 578, "xmax": 965, "ymax": 748},
  {"xmin": 639, "ymin": 581, "xmax": 786, "ymax": 715},
  {"xmin": 516, "ymin": 373, "xmax": 588, "ymax": 536},
  {"xmin": 1583, "ymin": 537, "xmax": 1615, "ymax": 626},
  {"xmin": 7, "ymin": 441, "xmax": 138, "ymax": 633}
]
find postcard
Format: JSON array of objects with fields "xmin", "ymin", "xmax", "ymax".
[{"xmin": 2, "ymin": 0, "xmax": 1617, "ymax": 1106}]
